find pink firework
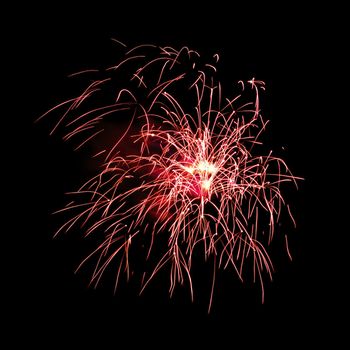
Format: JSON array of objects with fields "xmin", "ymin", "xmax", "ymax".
[{"xmin": 39, "ymin": 42, "xmax": 301, "ymax": 310}]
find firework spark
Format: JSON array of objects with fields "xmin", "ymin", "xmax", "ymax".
[{"xmin": 39, "ymin": 41, "xmax": 301, "ymax": 310}]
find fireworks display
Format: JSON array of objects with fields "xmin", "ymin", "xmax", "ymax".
[{"xmin": 39, "ymin": 41, "xmax": 301, "ymax": 310}]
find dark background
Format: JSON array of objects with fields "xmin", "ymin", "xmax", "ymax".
[{"xmin": 9, "ymin": 2, "xmax": 342, "ymax": 347}]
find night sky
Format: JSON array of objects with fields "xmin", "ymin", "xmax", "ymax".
[{"xmin": 10, "ymin": 2, "xmax": 341, "ymax": 347}]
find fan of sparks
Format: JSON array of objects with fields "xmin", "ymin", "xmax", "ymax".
[{"xmin": 40, "ymin": 42, "xmax": 301, "ymax": 309}]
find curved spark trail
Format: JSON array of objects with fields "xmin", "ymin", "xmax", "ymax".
[{"xmin": 39, "ymin": 42, "xmax": 301, "ymax": 310}]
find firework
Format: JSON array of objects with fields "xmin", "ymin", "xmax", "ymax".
[{"xmin": 39, "ymin": 41, "xmax": 301, "ymax": 311}]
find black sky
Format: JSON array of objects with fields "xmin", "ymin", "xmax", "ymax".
[{"xmin": 9, "ymin": 2, "xmax": 341, "ymax": 347}]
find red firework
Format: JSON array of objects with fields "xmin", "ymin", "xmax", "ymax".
[{"xmin": 39, "ymin": 41, "xmax": 301, "ymax": 311}]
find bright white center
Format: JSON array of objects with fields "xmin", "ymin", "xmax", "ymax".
[
  {"xmin": 183, "ymin": 160, "xmax": 217, "ymax": 192},
  {"xmin": 184, "ymin": 160, "xmax": 217, "ymax": 175},
  {"xmin": 201, "ymin": 179, "xmax": 211, "ymax": 190}
]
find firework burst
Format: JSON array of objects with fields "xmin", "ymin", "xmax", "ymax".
[{"xmin": 39, "ymin": 42, "xmax": 301, "ymax": 310}]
